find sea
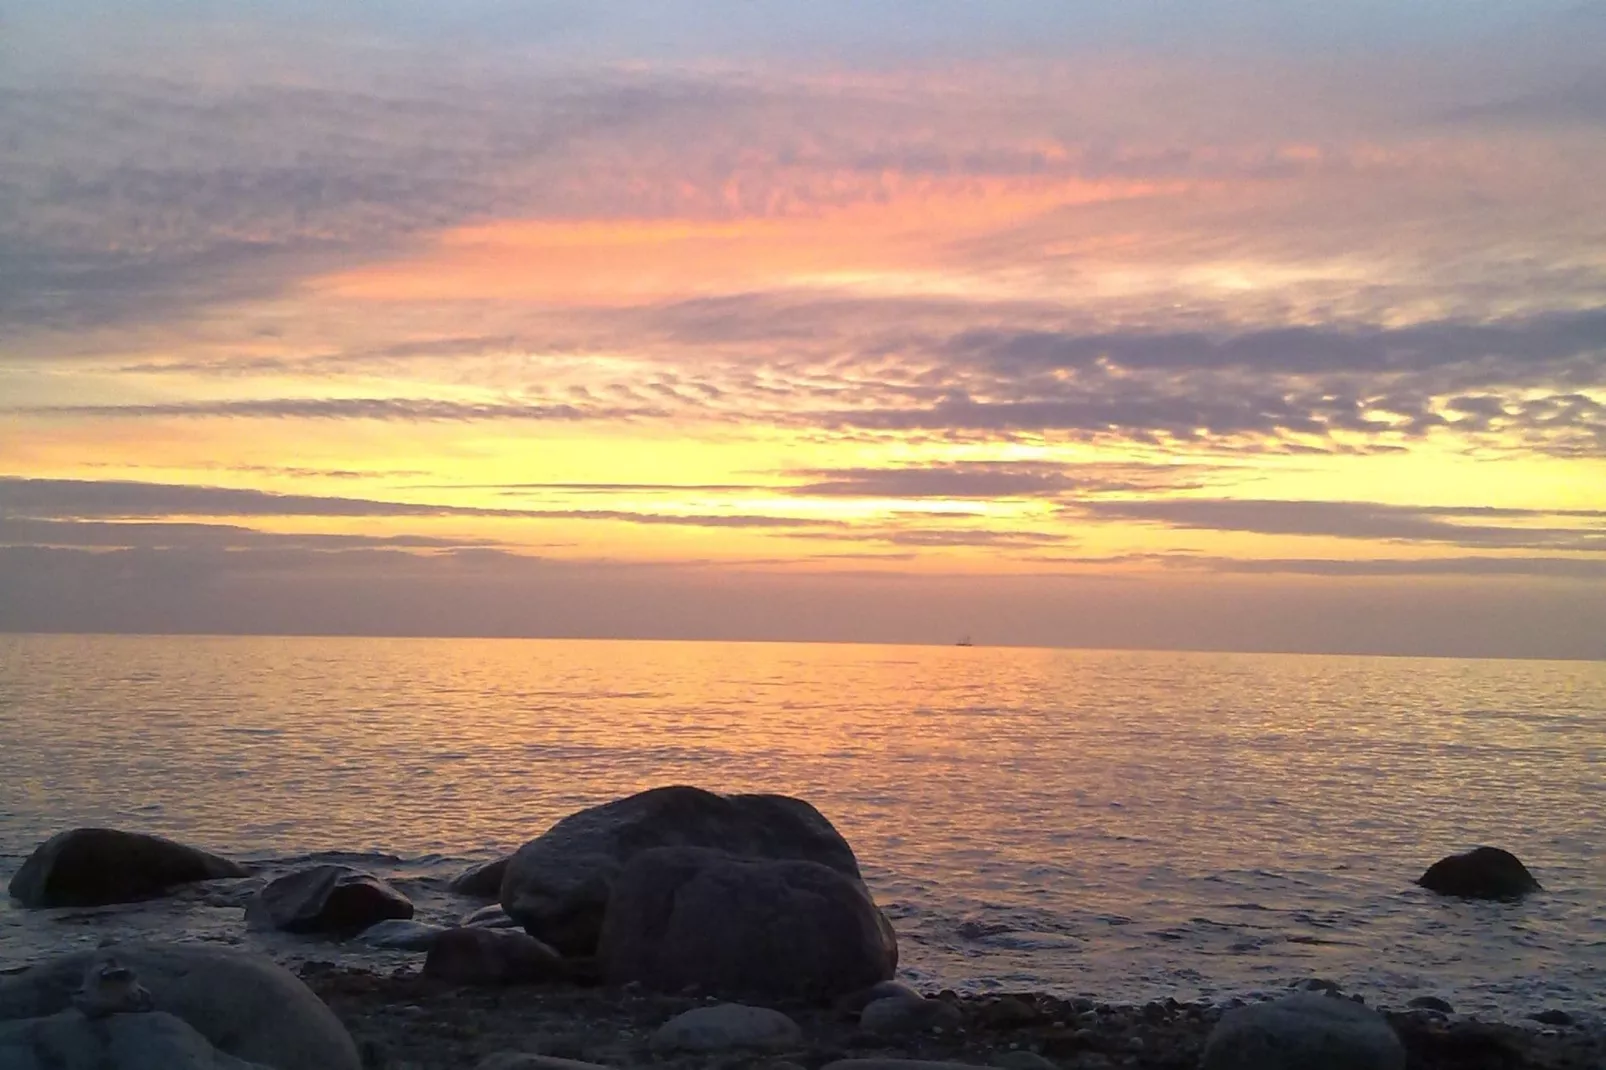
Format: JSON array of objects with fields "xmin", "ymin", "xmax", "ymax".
[{"xmin": 1, "ymin": 634, "xmax": 1602, "ymax": 1018}]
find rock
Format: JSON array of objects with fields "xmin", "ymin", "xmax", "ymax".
[
  {"xmin": 1416, "ymin": 847, "xmax": 1541, "ymax": 899},
  {"xmin": 502, "ymin": 785, "xmax": 863, "ymax": 954},
  {"xmin": 598, "ymin": 845, "xmax": 897, "ymax": 1000},
  {"xmin": 1406, "ymin": 996, "xmax": 1454, "ymax": 1013},
  {"xmin": 7, "ymin": 828, "xmax": 248, "ymax": 908},
  {"xmin": 993, "ymin": 1053, "xmax": 1059, "ymax": 1070},
  {"xmin": 828, "ymin": 1053, "xmax": 989, "ymax": 1060},
  {"xmin": 246, "ymin": 865, "xmax": 413, "ymax": 934},
  {"xmin": 70, "ymin": 956, "xmax": 154, "ymax": 1017},
  {"xmin": 0, "ymin": 943, "xmax": 361, "ymax": 1070},
  {"xmin": 462, "ymin": 903, "xmax": 518, "ymax": 928},
  {"xmin": 356, "ymin": 919, "xmax": 448, "ymax": 951},
  {"xmin": 0, "ymin": 1009, "xmax": 274, "ymax": 1069},
  {"xmin": 835, "ymin": 979, "xmax": 926, "ymax": 1015},
  {"xmin": 475, "ymin": 1057, "xmax": 616, "ymax": 1070},
  {"xmin": 822, "ymin": 1062, "xmax": 992, "ymax": 1069},
  {"xmin": 650, "ymin": 1003, "xmax": 803, "ymax": 1052},
  {"xmin": 422, "ymin": 927, "xmax": 566, "ymax": 986},
  {"xmin": 450, "ymin": 856, "xmax": 512, "ymax": 898},
  {"xmin": 974, "ymin": 995, "xmax": 1042, "ymax": 1029},
  {"xmin": 1529, "ymin": 1008, "xmax": 1573, "ymax": 1026},
  {"xmin": 1202, "ymin": 993, "xmax": 1405, "ymax": 1070},
  {"xmin": 860, "ymin": 995, "xmax": 964, "ymax": 1035}
]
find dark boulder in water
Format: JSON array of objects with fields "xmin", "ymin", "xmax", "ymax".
[
  {"xmin": 501, "ymin": 785, "xmax": 864, "ymax": 955},
  {"xmin": 597, "ymin": 845, "xmax": 897, "ymax": 1001},
  {"xmin": 448, "ymin": 856, "xmax": 511, "ymax": 899},
  {"xmin": 1416, "ymin": 847, "xmax": 1541, "ymax": 899},
  {"xmin": 8, "ymin": 828, "xmax": 248, "ymax": 908},
  {"xmin": 246, "ymin": 864, "xmax": 413, "ymax": 934}
]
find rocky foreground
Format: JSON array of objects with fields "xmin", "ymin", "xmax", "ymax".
[{"xmin": 304, "ymin": 964, "xmax": 1606, "ymax": 1070}]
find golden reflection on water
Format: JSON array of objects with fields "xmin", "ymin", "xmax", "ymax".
[{"xmin": 2, "ymin": 635, "xmax": 1603, "ymax": 1008}]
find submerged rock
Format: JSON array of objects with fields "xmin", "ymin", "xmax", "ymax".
[
  {"xmin": 449, "ymin": 856, "xmax": 512, "ymax": 899},
  {"xmin": 598, "ymin": 845, "xmax": 897, "ymax": 1000},
  {"xmin": 0, "ymin": 942, "xmax": 361, "ymax": 1070},
  {"xmin": 1416, "ymin": 847, "xmax": 1541, "ymax": 899},
  {"xmin": 0, "ymin": 1009, "xmax": 275, "ymax": 1069},
  {"xmin": 650, "ymin": 1003, "xmax": 803, "ymax": 1052},
  {"xmin": 423, "ymin": 927, "xmax": 567, "ymax": 986},
  {"xmin": 1202, "ymin": 992, "xmax": 1404, "ymax": 1070},
  {"xmin": 8, "ymin": 828, "xmax": 248, "ymax": 908},
  {"xmin": 501, "ymin": 785, "xmax": 863, "ymax": 955},
  {"xmin": 246, "ymin": 865, "xmax": 413, "ymax": 935},
  {"xmin": 356, "ymin": 919, "xmax": 448, "ymax": 951}
]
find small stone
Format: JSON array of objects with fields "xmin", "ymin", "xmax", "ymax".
[
  {"xmin": 1406, "ymin": 996, "xmax": 1454, "ymax": 1014},
  {"xmin": 651, "ymin": 1004, "xmax": 802, "ymax": 1052},
  {"xmin": 1528, "ymin": 1009, "xmax": 1573, "ymax": 1026},
  {"xmin": 461, "ymin": 904, "xmax": 518, "ymax": 928},
  {"xmin": 823, "ymin": 1062, "xmax": 1007, "ymax": 1070},
  {"xmin": 993, "ymin": 1052, "xmax": 1059, "ymax": 1070},
  {"xmin": 860, "ymin": 996, "xmax": 964, "ymax": 1036},
  {"xmin": 475, "ymin": 1056, "xmax": 617, "ymax": 1070},
  {"xmin": 422, "ymin": 927, "xmax": 566, "ymax": 986},
  {"xmin": 357, "ymin": 919, "xmax": 449, "ymax": 951},
  {"xmin": 835, "ymin": 979, "xmax": 925, "ymax": 1015},
  {"xmin": 1203, "ymin": 993, "xmax": 1404, "ymax": 1070},
  {"xmin": 1297, "ymin": 979, "xmax": 1343, "ymax": 995}
]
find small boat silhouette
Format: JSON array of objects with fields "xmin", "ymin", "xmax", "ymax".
[{"xmin": 956, "ymin": 635, "xmax": 974, "ymax": 647}]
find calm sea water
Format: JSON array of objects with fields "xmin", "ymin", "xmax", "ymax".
[{"xmin": 1, "ymin": 634, "xmax": 1602, "ymax": 1016}]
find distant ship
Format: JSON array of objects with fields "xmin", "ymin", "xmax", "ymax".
[{"xmin": 956, "ymin": 635, "xmax": 974, "ymax": 647}]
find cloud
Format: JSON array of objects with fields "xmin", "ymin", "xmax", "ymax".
[
  {"xmin": 785, "ymin": 461, "xmax": 1209, "ymax": 498},
  {"xmin": 1167, "ymin": 554, "xmax": 1606, "ymax": 579},
  {"xmin": 0, "ymin": 478, "xmax": 837, "ymax": 529},
  {"xmin": 0, "ymin": 517, "xmax": 494, "ymax": 552},
  {"xmin": 1072, "ymin": 498, "xmax": 1606, "ymax": 550},
  {"xmin": 8, "ymin": 398, "xmax": 667, "ymax": 422}
]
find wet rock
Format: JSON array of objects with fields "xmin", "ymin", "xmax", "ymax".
[
  {"xmin": 462, "ymin": 903, "xmax": 518, "ymax": 928},
  {"xmin": 450, "ymin": 857, "xmax": 512, "ymax": 899},
  {"xmin": 246, "ymin": 865, "xmax": 413, "ymax": 935},
  {"xmin": 356, "ymin": 919, "xmax": 448, "ymax": 951},
  {"xmin": 822, "ymin": 1053, "xmax": 995, "ymax": 1060},
  {"xmin": 860, "ymin": 995, "xmax": 964, "ymax": 1035},
  {"xmin": 422, "ymin": 927, "xmax": 566, "ymax": 986},
  {"xmin": 501, "ymin": 785, "xmax": 864, "ymax": 955},
  {"xmin": 1529, "ymin": 1008, "xmax": 1573, "ymax": 1026},
  {"xmin": 599, "ymin": 845, "xmax": 897, "ymax": 1000},
  {"xmin": 1202, "ymin": 992, "xmax": 1404, "ymax": 1070},
  {"xmin": 0, "ymin": 942, "xmax": 361, "ymax": 1070},
  {"xmin": 992, "ymin": 1053, "xmax": 1059, "ymax": 1070},
  {"xmin": 1407, "ymin": 996, "xmax": 1454, "ymax": 1013},
  {"xmin": 835, "ymin": 979, "xmax": 925, "ymax": 1015},
  {"xmin": 650, "ymin": 1003, "xmax": 802, "ymax": 1052},
  {"xmin": 475, "ymin": 1056, "xmax": 616, "ymax": 1070},
  {"xmin": 1416, "ymin": 847, "xmax": 1541, "ymax": 900},
  {"xmin": 0, "ymin": 1009, "xmax": 275, "ymax": 1069},
  {"xmin": 975, "ymin": 995, "xmax": 1044, "ymax": 1029},
  {"xmin": 8, "ymin": 828, "xmax": 248, "ymax": 908}
]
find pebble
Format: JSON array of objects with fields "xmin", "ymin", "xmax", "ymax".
[{"xmin": 861, "ymin": 996, "xmax": 965, "ymax": 1036}]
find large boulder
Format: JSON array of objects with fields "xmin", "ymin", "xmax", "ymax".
[
  {"xmin": 0, "ymin": 1010, "xmax": 274, "ymax": 1069},
  {"xmin": 598, "ymin": 845, "xmax": 897, "ymax": 1001},
  {"xmin": 449, "ymin": 856, "xmax": 512, "ymax": 898},
  {"xmin": 0, "ymin": 943, "xmax": 361, "ymax": 1070},
  {"xmin": 8, "ymin": 829, "xmax": 248, "ymax": 908},
  {"xmin": 1201, "ymin": 993, "xmax": 1405, "ymax": 1070},
  {"xmin": 246, "ymin": 864, "xmax": 413, "ymax": 934},
  {"xmin": 501, "ymin": 785, "xmax": 863, "ymax": 955},
  {"xmin": 1416, "ymin": 847, "xmax": 1541, "ymax": 899}
]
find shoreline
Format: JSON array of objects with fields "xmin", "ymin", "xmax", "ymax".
[{"xmin": 300, "ymin": 962, "xmax": 1606, "ymax": 1070}]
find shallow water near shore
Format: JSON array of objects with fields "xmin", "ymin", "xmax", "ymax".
[{"xmin": 1, "ymin": 634, "xmax": 1603, "ymax": 1018}]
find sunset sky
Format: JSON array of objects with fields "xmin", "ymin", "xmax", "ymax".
[{"xmin": 2, "ymin": 2, "xmax": 1604, "ymax": 657}]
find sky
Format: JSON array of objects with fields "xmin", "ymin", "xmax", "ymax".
[{"xmin": 1, "ymin": 1, "xmax": 1604, "ymax": 658}]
